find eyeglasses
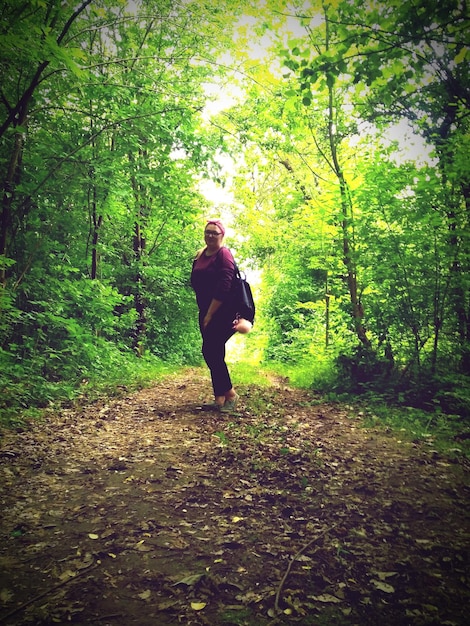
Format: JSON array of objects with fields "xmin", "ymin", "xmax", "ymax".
[{"xmin": 204, "ymin": 230, "xmax": 221, "ymax": 237}]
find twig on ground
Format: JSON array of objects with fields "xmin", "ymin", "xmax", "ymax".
[
  {"xmin": 274, "ymin": 523, "xmax": 338, "ymax": 614},
  {"xmin": 0, "ymin": 562, "xmax": 99, "ymax": 623}
]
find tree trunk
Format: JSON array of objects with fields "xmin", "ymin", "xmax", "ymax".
[
  {"xmin": 90, "ymin": 208, "xmax": 103, "ymax": 280},
  {"xmin": 1, "ymin": 125, "xmax": 26, "ymax": 286},
  {"xmin": 133, "ymin": 220, "xmax": 146, "ymax": 355},
  {"xmin": 328, "ymin": 108, "xmax": 371, "ymax": 349},
  {"xmin": 1, "ymin": 0, "xmax": 93, "ymax": 286},
  {"xmin": 325, "ymin": 272, "xmax": 330, "ymax": 348},
  {"xmin": 323, "ymin": 10, "xmax": 371, "ymax": 350}
]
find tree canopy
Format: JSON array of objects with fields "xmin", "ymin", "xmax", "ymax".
[{"xmin": 1, "ymin": 0, "xmax": 469, "ymax": 421}]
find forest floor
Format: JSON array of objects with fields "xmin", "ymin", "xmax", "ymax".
[{"xmin": 0, "ymin": 368, "xmax": 469, "ymax": 626}]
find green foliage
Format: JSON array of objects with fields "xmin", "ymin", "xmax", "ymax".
[
  {"xmin": 228, "ymin": 362, "xmax": 273, "ymax": 387},
  {"xmin": 0, "ymin": 340, "xmax": 179, "ymax": 427},
  {"xmin": 1, "ymin": 269, "xmax": 134, "ymax": 423},
  {"xmin": 0, "ymin": 0, "xmax": 468, "ymax": 427},
  {"xmin": 221, "ymin": 0, "xmax": 470, "ymax": 416},
  {"xmin": 0, "ymin": 0, "xmax": 245, "ymax": 421},
  {"xmin": 257, "ymin": 357, "xmax": 470, "ymax": 457},
  {"xmin": 359, "ymin": 400, "xmax": 470, "ymax": 459}
]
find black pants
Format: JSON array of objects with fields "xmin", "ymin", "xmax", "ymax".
[{"xmin": 200, "ymin": 308, "xmax": 236, "ymax": 396}]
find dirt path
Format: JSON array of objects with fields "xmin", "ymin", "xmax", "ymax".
[{"xmin": 0, "ymin": 368, "xmax": 468, "ymax": 626}]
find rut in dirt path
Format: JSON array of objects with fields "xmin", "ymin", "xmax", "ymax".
[{"xmin": 0, "ymin": 368, "xmax": 469, "ymax": 626}]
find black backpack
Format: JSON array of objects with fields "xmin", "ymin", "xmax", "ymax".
[{"xmin": 231, "ymin": 264, "xmax": 255, "ymax": 324}]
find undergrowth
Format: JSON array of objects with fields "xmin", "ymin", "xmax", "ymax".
[
  {"xmin": 0, "ymin": 351, "xmax": 179, "ymax": 428},
  {"xmin": 355, "ymin": 401, "xmax": 470, "ymax": 459},
  {"xmin": 255, "ymin": 358, "xmax": 470, "ymax": 460}
]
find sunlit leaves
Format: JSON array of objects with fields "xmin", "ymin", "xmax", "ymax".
[
  {"xmin": 0, "ymin": 0, "xmax": 248, "ymax": 416},
  {"xmin": 225, "ymin": 0, "xmax": 470, "ymax": 378}
]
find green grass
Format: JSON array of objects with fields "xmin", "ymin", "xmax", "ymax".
[
  {"xmin": 235, "ymin": 358, "xmax": 470, "ymax": 460},
  {"xmin": 229, "ymin": 361, "xmax": 274, "ymax": 386},
  {"xmin": 0, "ymin": 352, "xmax": 181, "ymax": 428},
  {"xmin": 357, "ymin": 401, "xmax": 470, "ymax": 459}
]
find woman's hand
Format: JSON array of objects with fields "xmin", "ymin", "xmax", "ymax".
[
  {"xmin": 233, "ymin": 317, "xmax": 252, "ymax": 333},
  {"xmin": 203, "ymin": 298, "xmax": 222, "ymax": 329}
]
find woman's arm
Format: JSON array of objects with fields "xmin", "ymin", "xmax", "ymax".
[
  {"xmin": 213, "ymin": 248, "xmax": 235, "ymax": 301},
  {"xmin": 203, "ymin": 298, "xmax": 222, "ymax": 328}
]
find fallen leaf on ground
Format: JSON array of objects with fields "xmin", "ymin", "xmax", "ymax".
[
  {"xmin": 311, "ymin": 594, "xmax": 342, "ymax": 603},
  {"xmin": 371, "ymin": 579, "xmax": 395, "ymax": 593}
]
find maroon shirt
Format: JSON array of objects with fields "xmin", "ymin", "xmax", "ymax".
[{"xmin": 191, "ymin": 247, "xmax": 235, "ymax": 316}]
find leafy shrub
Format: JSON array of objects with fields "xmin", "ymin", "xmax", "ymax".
[{"xmin": 334, "ymin": 346, "xmax": 395, "ymax": 393}]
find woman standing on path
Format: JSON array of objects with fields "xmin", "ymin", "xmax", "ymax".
[{"xmin": 191, "ymin": 219, "xmax": 239, "ymax": 413}]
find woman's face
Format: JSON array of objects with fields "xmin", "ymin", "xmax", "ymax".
[{"xmin": 204, "ymin": 225, "xmax": 223, "ymax": 250}]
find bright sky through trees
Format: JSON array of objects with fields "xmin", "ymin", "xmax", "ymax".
[{"xmin": 199, "ymin": 4, "xmax": 434, "ymax": 212}]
